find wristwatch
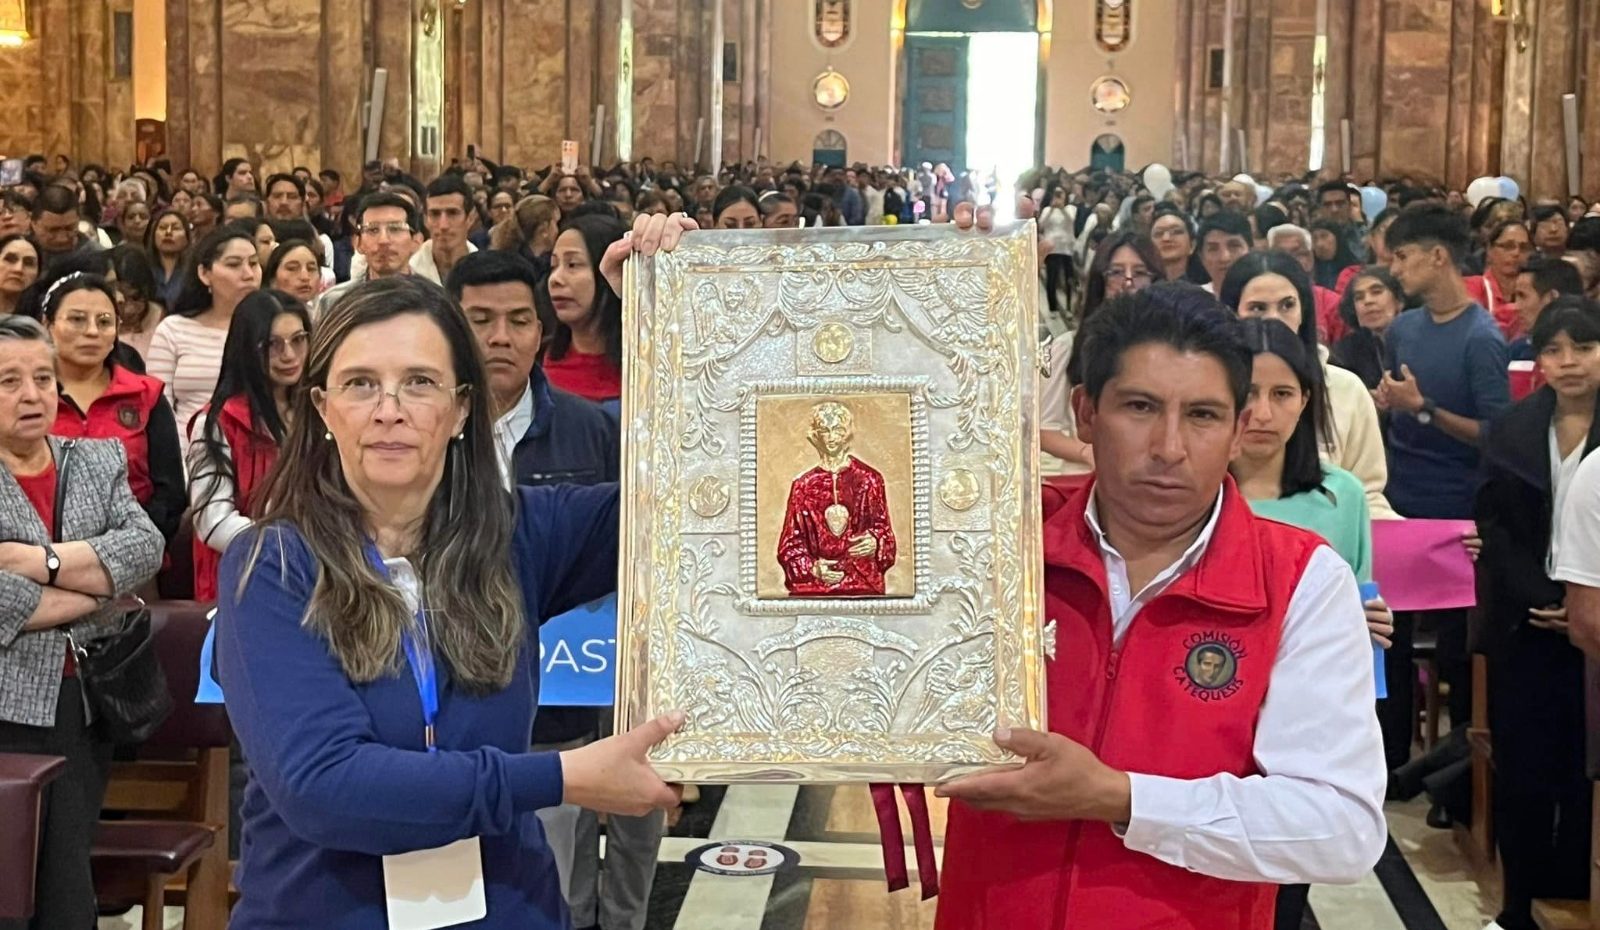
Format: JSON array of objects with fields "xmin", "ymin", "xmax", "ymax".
[
  {"xmin": 42, "ymin": 542, "xmax": 60, "ymax": 586},
  {"xmin": 1416, "ymin": 398, "xmax": 1437, "ymax": 426}
]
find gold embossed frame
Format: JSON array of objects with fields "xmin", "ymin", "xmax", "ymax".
[{"xmin": 617, "ymin": 223, "xmax": 1047, "ymax": 783}]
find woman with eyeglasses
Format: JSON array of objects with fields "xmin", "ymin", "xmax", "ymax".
[
  {"xmin": 0, "ymin": 233, "xmax": 41, "ymax": 317},
  {"xmin": 1469, "ymin": 217, "xmax": 1535, "ymax": 341},
  {"xmin": 147, "ymin": 225, "xmax": 263, "ymax": 442},
  {"xmin": 187, "ymin": 290, "xmax": 310, "ymax": 602},
  {"xmin": 488, "ymin": 189, "xmax": 517, "ymax": 231},
  {"xmin": 1039, "ymin": 233, "xmax": 1163, "ymax": 477},
  {"xmin": 40, "ymin": 270, "xmax": 186, "ymax": 544},
  {"xmin": 214, "ymin": 218, "xmax": 694, "ymax": 925}
]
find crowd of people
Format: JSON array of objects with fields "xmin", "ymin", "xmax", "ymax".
[{"xmin": 0, "ymin": 144, "xmax": 1598, "ymax": 930}]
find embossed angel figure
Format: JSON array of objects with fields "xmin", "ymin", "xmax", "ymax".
[{"xmin": 776, "ymin": 401, "xmax": 897, "ymax": 596}]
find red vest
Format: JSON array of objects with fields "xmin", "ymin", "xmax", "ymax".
[
  {"xmin": 51, "ymin": 364, "xmax": 164, "ymax": 504},
  {"xmin": 937, "ymin": 479, "xmax": 1323, "ymax": 930},
  {"xmin": 192, "ymin": 395, "xmax": 280, "ymax": 603}
]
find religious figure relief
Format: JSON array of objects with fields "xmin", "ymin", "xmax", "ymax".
[{"xmin": 776, "ymin": 401, "xmax": 897, "ymax": 596}]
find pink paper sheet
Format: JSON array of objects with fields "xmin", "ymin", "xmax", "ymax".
[{"xmin": 1371, "ymin": 519, "xmax": 1478, "ymax": 612}]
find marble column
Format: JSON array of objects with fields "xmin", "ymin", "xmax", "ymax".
[
  {"xmin": 1262, "ymin": 0, "xmax": 1316, "ymax": 176},
  {"xmin": 71, "ymin": 0, "xmax": 108, "ymax": 166},
  {"xmin": 322, "ymin": 0, "xmax": 369, "ymax": 179},
  {"xmin": 1378, "ymin": 0, "xmax": 1451, "ymax": 183},
  {"xmin": 37, "ymin": 0, "xmax": 74, "ymax": 159},
  {"xmin": 105, "ymin": 1, "xmax": 137, "ymax": 166},
  {"xmin": 501, "ymin": 0, "xmax": 565, "ymax": 169},
  {"xmin": 1345, "ymin": 0, "xmax": 1383, "ymax": 180},
  {"xmin": 1581, "ymin": 0, "xmax": 1600, "ymax": 198},
  {"xmin": 567, "ymin": 0, "xmax": 596, "ymax": 161},
  {"xmin": 1526, "ymin": 0, "xmax": 1577, "ymax": 198},
  {"xmin": 187, "ymin": 0, "xmax": 223, "ymax": 174},
  {"xmin": 163, "ymin": 0, "xmax": 191, "ymax": 173},
  {"xmin": 220, "ymin": 0, "xmax": 323, "ymax": 176},
  {"xmin": 479, "ymin": 0, "xmax": 503, "ymax": 162},
  {"xmin": 738, "ymin": 0, "xmax": 756, "ymax": 162},
  {"xmin": 755, "ymin": 0, "xmax": 768, "ymax": 157}
]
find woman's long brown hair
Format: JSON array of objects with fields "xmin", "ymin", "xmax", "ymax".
[{"xmin": 240, "ymin": 276, "xmax": 524, "ymax": 693}]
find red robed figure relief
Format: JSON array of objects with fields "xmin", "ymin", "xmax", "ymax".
[{"xmin": 776, "ymin": 401, "xmax": 897, "ymax": 596}]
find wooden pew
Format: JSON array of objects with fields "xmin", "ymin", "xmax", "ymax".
[{"xmin": 95, "ymin": 602, "xmax": 233, "ymax": 930}]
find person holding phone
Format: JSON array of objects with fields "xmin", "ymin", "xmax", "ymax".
[{"xmin": 1476, "ymin": 297, "xmax": 1600, "ymax": 930}]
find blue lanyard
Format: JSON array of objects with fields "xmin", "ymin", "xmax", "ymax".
[{"xmin": 368, "ymin": 547, "xmax": 440, "ymax": 754}]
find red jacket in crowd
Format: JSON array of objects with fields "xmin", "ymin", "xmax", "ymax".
[
  {"xmin": 51, "ymin": 364, "xmax": 166, "ymax": 504},
  {"xmin": 937, "ymin": 480, "xmax": 1324, "ymax": 930},
  {"xmin": 192, "ymin": 395, "xmax": 281, "ymax": 603}
]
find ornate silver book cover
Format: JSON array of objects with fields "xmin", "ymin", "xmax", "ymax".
[{"xmin": 617, "ymin": 223, "xmax": 1047, "ymax": 783}]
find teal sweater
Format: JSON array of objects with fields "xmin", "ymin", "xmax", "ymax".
[{"xmin": 1246, "ymin": 464, "xmax": 1374, "ymax": 583}]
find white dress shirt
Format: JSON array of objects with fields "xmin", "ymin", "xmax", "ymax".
[
  {"xmin": 1553, "ymin": 448, "xmax": 1600, "ymax": 587},
  {"xmin": 1084, "ymin": 491, "xmax": 1390, "ymax": 885},
  {"xmin": 492, "ymin": 382, "xmax": 534, "ymax": 489}
]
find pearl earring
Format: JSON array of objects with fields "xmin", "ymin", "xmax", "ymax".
[{"xmin": 324, "ymin": 430, "xmax": 333, "ymax": 440}]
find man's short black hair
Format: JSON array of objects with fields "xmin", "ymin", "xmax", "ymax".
[
  {"xmin": 1569, "ymin": 217, "xmax": 1600, "ymax": 254},
  {"xmin": 1385, "ymin": 203, "xmax": 1472, "ymax": 264},
  {"xmin": 354, "ymin": 191, "xmax": 421, "ymax": 232},
  {"xmin": 1078, "ymin": 284, "xmax": 1252, "ymax": 413},
  {"xmin": 1196, "ymin": 211, "xmax": 1253, "ymax": 247},
  {"xmin": 1521, "ymin": 253, "xmax": 1584, "ymax": 298},
  {"xmin": 319, "ymin": 168, "xmax": 342, "ymax": 184},
  {"xmin": 31, "ymin": 184, "xmax": 78, "ymax": 219},
  {"xmin": 444, "ymin": 249, "xmax": 542, "ymax": 301},
  {"xmin": 1316, "ymin": 181, "xmax": 1357, "ymax": 202},
  {"xmin": 424, "ymin": 173, "xmax": 474, "ymax": 206},
  {"xmin": 493, "ymin": 165, "xmax": 524, "ymax": 183},
  {"xmin": 264, "ymin": 173, "xmax": 305, "ymax": 199}
]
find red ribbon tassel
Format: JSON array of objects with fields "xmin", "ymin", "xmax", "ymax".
[{"xmin": 868, "ymin": 782, "xmax": 940, "ymax": 899}]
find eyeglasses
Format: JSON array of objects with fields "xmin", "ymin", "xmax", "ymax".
[
  {"xmin": 261, "ymin": 331, "xmax": 309, "ymax": 357},
  {"xmin": 359, "ymin": 222, "xmax": 413, "ymax": 239},
  {"xmin": 1107, "ymin": 267, "xmax": 1153, "ymax": 283},
  {"xmin": 314, "ymin": 374, "xmax": 467, "ymax": 416},
  {"xmin": 57, "ymin": 313, "xmax": 118, "ymax": 334}
]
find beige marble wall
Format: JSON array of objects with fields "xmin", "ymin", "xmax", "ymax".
[
  {"xmin": 1177, "ymin": 0, "xmax": 1521, "ymax": 189},
  {"xmin": 0, "ymin": 0, "xmax": 133, "ymax": 166},
  {"xmin": 219, "ymin": 0, "xmax": 323, "ymax": 175}
]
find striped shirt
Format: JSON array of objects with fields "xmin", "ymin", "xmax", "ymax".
[{"xmin": 145, "ymin": 314, "xmax": 229, "ymax": 447}]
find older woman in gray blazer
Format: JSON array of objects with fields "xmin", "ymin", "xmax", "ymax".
[{"xmin": 0, "ymin": 315, "xmax": 163, "ymax": 930}]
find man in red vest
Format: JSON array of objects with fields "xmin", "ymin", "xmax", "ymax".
[{"xmin": 935, "ymin": 285, "xmax": 1387, "ymax": 930}]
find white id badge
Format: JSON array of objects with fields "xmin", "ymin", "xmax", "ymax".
[{"xmin": 382, "ymin": 836, "xmax": 488, "ymax": 930}]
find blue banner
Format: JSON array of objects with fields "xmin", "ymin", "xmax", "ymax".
[
  {"xmin": 537, "ymin": 594, "xmax": 618, "ymax": 706},
  {"xmin": 197, "ymin": 598, "xmax": 619, "ymax": 707}
]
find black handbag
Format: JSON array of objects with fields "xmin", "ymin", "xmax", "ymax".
[{"xmin": 53, "ymin": 440, "xmax": 174, "ymax": 744}]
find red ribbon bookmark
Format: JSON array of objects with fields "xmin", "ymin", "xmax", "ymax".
[{"xmin": 869, "ymin": 782, "xmax": 940, "ymax": 899}]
